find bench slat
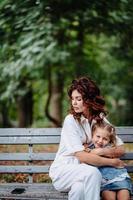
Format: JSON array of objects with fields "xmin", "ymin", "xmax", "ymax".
[
  {"xmin": 0, "ymin": 127, "xmax": 132, "ymax": 136},
  {"xmin": 0, "ymin": 135, "xmax": 132, "ymax": 145},
  {"xmin": 116, "ymin": 127, "xmax": 133, "ymax": 135},
  {"xmin": 117, "ymin": 135, "xmax": 133, "ymax": 143},
  {"xmin": 0, "ymin": 165, "xmax": 132, "ymax": 174},
  {"xmin": 0, "ymin": 136, "xmax": 60, "ymax": 144},
  {"xmin": 0, "ymin": 153, "xmax": 56, "ymax": 161},
  {"xmin": 0, "ymin": 165, "xmax": 49, "ymax": 173},
  {"xmin": 126, "ymin": 166, "xmax": 133, "ymax": 173},
  {"xmin": 0, "ymin": 128, "xmax": 61, "ymax": 136},
  {"xmin": 121, "ymin": 152, "xmax": 133, "ymax": 160},
  {"xmin": 0, "ymin": 126, "xmax": 133, "ymax": 136},
  {"xmin": 0, "ymin": 153, "xmax": 133, "ymax": 161}
]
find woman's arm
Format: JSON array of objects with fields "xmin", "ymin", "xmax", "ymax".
[
  {"xmin": 75, "ymin": 150, "xmax": 125, "ymax": 167},
  {"xmin": 90, "ymin": 145, "xmax": 125, "ymax": 158}
]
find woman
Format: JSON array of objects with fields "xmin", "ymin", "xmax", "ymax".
[{"xmin": 49, "ymin": 76, "xmax": 125, "ymax": 200}]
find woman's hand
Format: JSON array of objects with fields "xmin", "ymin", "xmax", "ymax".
[{"xmin": 111, "ymin": 158, "xmax": 126, "ymax": 168}]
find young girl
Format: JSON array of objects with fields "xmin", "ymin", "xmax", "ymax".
[{"xmin": 88, "ymin": 121, "xmax": 132, "ymax": 200}]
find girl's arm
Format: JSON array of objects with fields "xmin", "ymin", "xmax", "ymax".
[{"xmin": 75, "ymin": 150, "xmax": 125, "ymax": 167}]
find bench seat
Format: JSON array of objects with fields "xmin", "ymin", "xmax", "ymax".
[
  {"xmin": 0, "ymin": 183, "xmax": 68, "ymax": 200},
  {"xmin": 0, "ymin": 183, "xmax": 132, "ymax": 200}
]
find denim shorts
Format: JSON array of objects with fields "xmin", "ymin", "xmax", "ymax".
[{"xmin": 101, "ymin": 177, "xmax": 132, "ymax": 195}]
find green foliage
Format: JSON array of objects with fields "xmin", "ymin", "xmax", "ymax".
[{"xmin": 0, "ymin": 0, "xmax": 132, "ymax": 126}]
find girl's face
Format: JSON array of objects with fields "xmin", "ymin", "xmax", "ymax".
[
  {"xmin": 92, "ymin": 127, "xmax": 110, "ymax": 148},
  {"xmin": 71, "ymin": 90, "xmax": 86, "ymax": 113}
]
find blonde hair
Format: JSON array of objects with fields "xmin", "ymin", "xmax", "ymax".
[{"xmin": 91, "ymin": 121, "xmax": 116, "ymax": 147}]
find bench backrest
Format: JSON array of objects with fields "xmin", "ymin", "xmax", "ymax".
[{"xmin": 0, "ymin": 127, "xmax": 133, "ymax": 183}]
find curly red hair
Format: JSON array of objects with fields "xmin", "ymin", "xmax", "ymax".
[{"xmin": 68, "ymin": 76, "xmax": 107, "ymax": 122}]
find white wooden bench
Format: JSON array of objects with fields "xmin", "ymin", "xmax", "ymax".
[{"xmin": 0, "ymin": 127, "xmax": 132, "ymax": 200}]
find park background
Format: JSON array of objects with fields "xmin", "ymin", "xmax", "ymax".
[
  {"xmin": 0, "ymin": 0, "xmax": 133, "ymax": 128},
  {"xmin": 0, "ymin": 0, "xmax": 133, "ymax": 183}
]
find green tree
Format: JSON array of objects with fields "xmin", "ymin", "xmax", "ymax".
[{"xmin": 0, "ymin": 0, "xmax": 132, "ymax": 127}]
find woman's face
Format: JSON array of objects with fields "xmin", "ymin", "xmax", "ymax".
[{"xmin": 71, "ymin": 90, "xmax": 86, "ymax": 113}]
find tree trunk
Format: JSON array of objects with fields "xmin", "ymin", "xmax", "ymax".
[
  {"xmin": 0, "ymin": 102, "xmax": 11, "ymax": 127},
  {"xmin": 45, "ymin": 66, "xmax": 64, "ymax": 127},
  {"xmin": 17, "ymin": 89, "xmax": 33, "ymax": 127},
  {"xmin": 124, "ymin": 80, "xmax": 133, "ymax": 125}
]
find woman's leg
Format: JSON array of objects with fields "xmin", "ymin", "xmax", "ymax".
[
  {"xmin": 82, "ymin": 164, "xmax": 102, "ymax": 200},
  {"xmin": 101, "ymin": 190, "xmax": 116, "ymax": 200},
  {"xmin": 68, "ymin": 181, "xmax": 84, "ymax": 200},
  {"xmin": 53, "ymin": 163, "xmax": 102, "ymax": 200},
  {"xmin": 117, "ymin": 189, "xmax": 130, "ymax": 200}
]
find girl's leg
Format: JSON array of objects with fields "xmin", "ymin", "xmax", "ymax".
[
  {"xmin": 101, "ymin": 190, "xmax": 116, "ymax": 200},
  {"xmin": 117, "ymin": 189, "xmax": 130, "ymax": 200}
]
